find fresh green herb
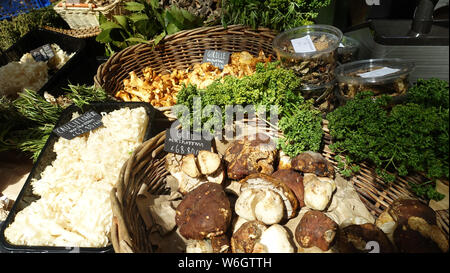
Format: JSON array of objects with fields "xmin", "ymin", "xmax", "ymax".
[
  {"xmin": 408, "ymin": 78, "xmax": 449, "ymax": 109},
  {"xmin": 278, "ymin": 101, "xmax": 323, "ymax": 157},
  {"xmin": 0, "ymin": 85, "xmax": 110, "ymax": 161},
  {"xmin": 327, "ymin": 91, "xmax": 449, "ymax": 201},
  {"xmin": 0, "ymin": 6, "xmax": 67, "ymax": 51},
  {"xmin": 176, "ymin": 62, "xmax": 323, "ymax": 156},
  {"xmin": 334, "ymin": 155, "xmax": 361, "ymax": 178},
  {"xmin": 408, "ymin": 180, "xmax": 445, "ymax": 201},
  {"xmin": 96, "ymin": 0, "xmax": 203, "ymax": 56},
  {"xmin": 221, "ymin": 0, "xmax": 331, "ymax": 31}
]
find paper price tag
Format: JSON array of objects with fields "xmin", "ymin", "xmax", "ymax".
[
  {"xmin": 358, "ymin": 67, "xmax": 401, "ymax": 78},
  {"xmin": 291, "ymin": 35, "xmax": 317, "ymax": 53},
  {"xmin": 164, "ymin": 129, "xmax": 212, "ymax": 156},
  {"xmin": 54, "ymin": 111, "xmax": 103, "ymax": 140},
  {"xmin": 202, "ymin": 50, "xmax": 231, "ymax": 70}
]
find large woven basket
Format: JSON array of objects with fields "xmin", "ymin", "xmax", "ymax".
[
  {"xmin": 111, "ymin": 124, "xmax": 449, "ymax": 253},
  {"xmin": 94, "ymin": 25, "xmax": 278, "ymax": 117},
  {"xmin": 54, "ymin": 0, "xmax": 126, "ymax": 29}
]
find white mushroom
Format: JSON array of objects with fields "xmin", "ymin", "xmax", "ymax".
[
  {"xmin": 234, "ymin": 188, "xmax": 260, "ymax": 221},
  {"xmin": 303, "ymin": 174, "xmax": 334, "ymax": 211},
  {"xmin": 258, "ymin": 224, "xmax": 294, "ymax": 253},
  {"xmin": 254, "ymin": 190, "xmax": 284, "ymax": 225}
]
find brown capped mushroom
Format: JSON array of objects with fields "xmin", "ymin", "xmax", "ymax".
[
  {"xmin": 211, "ymin": 234, "xmax": 231, "ymax": 253},
  {"xmin": 295, "ymin": 210, "xmax": 338, "ymax": 251},
  {"xmin": 224, "ymin": 134, "xmax": 277, "ymax": 180},
  {"xmin": 291, "ymin": 151, "xmax": 335, "ymax": 178},
  {"xmin": 231, "ymin": 220, "xmax": 267, "ymax": 253},
  {"xmin": 388, "ymin": 199, "xmax": 449, "ymax": 253},
  {"xmin": 272, "ymin": 169, "xmax": 305, "ymax": 207},
  {"xmin": 176, "ymin": 183, "xmax": 232, "ymax": 240},
  {"xmin": 337, "ymin": 223, "xmax": 395, "ymax": 253}
]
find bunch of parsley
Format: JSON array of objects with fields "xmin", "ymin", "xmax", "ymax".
[{"xmin": 327, "ymin": 82, "xmax": 449, "ymax": 201}]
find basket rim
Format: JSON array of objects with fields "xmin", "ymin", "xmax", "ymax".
[
  {"xmin": 94, "ymin": 24, "xmax": 278, "ymax": 88},
  {"xmin": 54, "ymin": 0, "xmax": 122, "ymax": 11}
]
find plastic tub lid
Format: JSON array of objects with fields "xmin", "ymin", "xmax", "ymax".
[
  {"xmin": 273, "ymin": 24, "xmax": 343, "ymax": 58},
  {"xmin": 335, "ymin": 58, "xmax": 415, "ymax": 85},
  {"xmin": 338, "ymin": 36, "xmax": 360, "ymax": 50}
]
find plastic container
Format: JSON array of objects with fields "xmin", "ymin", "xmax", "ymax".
[
  {"xmin": 337, "ymin": 36, "xmax": 360, "ymax": 64},
  {"xmin": 0, "ymin": 102, "xmax": 155, "ymax": 253},
  {"xmin": 0, "ymin": 28, "xmax": 86, "ymax": 98},
  {"xmin": 0, "ymin": 0, "xmax": 51, "ymax": 20},
  {"xmin": 335, "ymin": 58, "xmax": 415, "ymax": 102},
  {"xmin": 273, "ymin": 24, "xmax": 343, "ymax": 89}
]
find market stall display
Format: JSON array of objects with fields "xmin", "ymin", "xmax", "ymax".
[
  {"xmin": 0, "ymin": 102, "xmax": 154, "ymax": 252},
  {"xmin": 0, "ymin": 1, "xmax": 448, "ymax": 254}
]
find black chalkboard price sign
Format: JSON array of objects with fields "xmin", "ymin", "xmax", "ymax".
[
  {"xmin": 30, "ymin": 44, "xmax": 55, "ymax": 62},
  {"xmin": 202, "ymin": 49, "xmax": 231, "ymax": 70},
  {"xmin": 164, "ymin": 129, "xmax": 212, "ymax": 156},
  {"xmin": 53, "ymin": 111, "xmax": 103, "ymax": 140}
]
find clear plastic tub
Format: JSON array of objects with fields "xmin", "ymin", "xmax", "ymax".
[
  {"xmin": 337, "ymin": 36, "xmax": 360, "ymax": 64},
  {"xmin": 273, "ymin": 24, "xmax": 343, "ymax": 89},
  {"xmin": 335, "ymin": 58, "xmax": 415, "ymax": 101}
]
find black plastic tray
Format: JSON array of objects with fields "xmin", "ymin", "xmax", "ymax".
[
  {"xmin": 0, "ymin": 28, "xmax": 86, "ymax": 97},
  {"xmin": 0, "ymin": 102, "xmax": 155, "ymax": 253}
]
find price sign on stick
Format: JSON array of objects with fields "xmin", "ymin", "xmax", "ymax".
[
  {"xmin": 54, "ymin": 111, "xmax": 103, "ymax": 140},
  {"xmin": 202, "ymin": 50, "xmax": 231, "ymax": 70},
  {"xmin": 164, "ymin": 129, "xmax": 212, "ymax": 156}
]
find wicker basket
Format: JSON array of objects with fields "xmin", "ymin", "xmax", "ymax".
[
  {"xmin": 111, "ymin": 125, "xmax": 449, "ymax": 253},
  {"xmin": 53, "ymin": 0, "xmax": 126, "ymax": 29},
  {"xmin": 43, "ymin": 26, "xmax": 101, "ymax": 38},
  {"xmin": 94, "ymin": 25, "xmax": 278, "ymax": 117}
]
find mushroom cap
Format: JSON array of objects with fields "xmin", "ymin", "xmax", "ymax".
[
  {"xmin": 224, "ymin": 134, "xmax": 277, "ymax": 180},
  {"xmin": 272, "ymin": 169, "xmax": 305, "ymax": 207},
  {"xmin": 211, "ymin": 234, "xmax": 231, "ymax": 253},
  {"xmin": 231, "ymin": 220, "xmax": 267, "ymax": 253},
  {"xmin": 337, "ymin": 223, "xmax": 395, "ymax": 253},
  {"xmin": 239, "ymin": 173, "xmax": 299, "ymax": 219},
  {"xmin": 176, "ymin": 182, "xmax": 231, "ymax": 240},
  {"xmin": 295, "ymin": 210, "xmax": 338, "ymax": 251},
  {"xmin": 389, "ymin": 199, "xmax": 436, "ymax": 226},
  {"xmin": 303, "ymin": 175, "xmax": 334, "ymax": 211},
  {"xmin": 291, "ymin": 151, "xmax": 335, "ymax": 178},
  {"xmin": 258, "ymin": 224, "xmax": 295, "ymax": 253}
]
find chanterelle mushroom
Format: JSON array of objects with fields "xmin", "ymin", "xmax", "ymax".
[{"xmin": 176, "ymin": 183, "xmax": 231, "ymax": 240}]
